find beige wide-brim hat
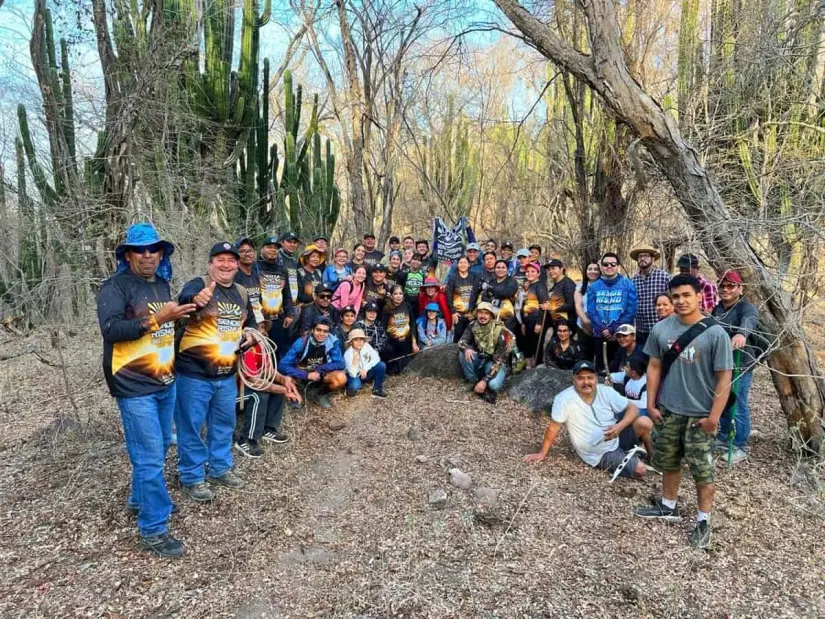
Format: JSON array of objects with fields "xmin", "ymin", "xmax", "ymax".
[
  {"xmin": 347, "ymin": 328, "xmax": 367, "ymax": 343},
  {"xmin": 476, "ymin": 302, "xmax": 498, "ymax": 316},
  {"xmin": 629, "ymin": 244, "xmax": 661, "ymax": 260}
]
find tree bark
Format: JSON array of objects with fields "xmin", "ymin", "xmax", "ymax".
[{"xmin": 494, "ymin": 0, "xmax": 825, "ymax": 452}]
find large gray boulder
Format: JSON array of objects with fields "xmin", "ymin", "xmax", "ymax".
[
  {"xmin": 405, "ymin": 343, "xmax": 463, "ymax": 381},
  {"xmin": 505, "ymin": 365, "xmax": 571, "ymax": 414}
]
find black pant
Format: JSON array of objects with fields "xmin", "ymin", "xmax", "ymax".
[
  {"xmin": 593, "ymin": 338, "xmax": 619, "ymax": 373},
  {"xmin": 636, "ymin": 331, "xmax": 649, "ymax": 349},
  {"xmin": 236, "ymin": 389, "xmax": 285, "ymax": 442},
  {"xmin": 268, "ymin": 315, "xmax": 295, "ymax": 361},
  {"xmin": 383, "ymin": 337, "xmax": 413, "ymax": 375},
  {"xmin": 453, "ymin": 316, "xmax": 471, "ymax": 342},
  {"xmin": 576, "ymin": 326, "xmax": 596, "ymax": 363},
  {"xmin": 518, "ymin": 317, "xmax": 542, "ymax": 359}
]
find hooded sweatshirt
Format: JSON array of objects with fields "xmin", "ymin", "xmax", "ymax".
[{"xmin": 586, "ymin": 274, "xmax": 638, "ymax": 335}]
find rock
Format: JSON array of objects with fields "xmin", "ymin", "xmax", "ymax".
[
  {"xmin": 405, "ymin": 344, "xmax": 464, "ymax": 381},
  {"xmin": 415, "ymin": 455, "xmax": 429, "ymax": 463},
  {"xmin": 328, "ymin": 420, "xmax": 346, "ymax": 431},
  {"xmin": 473, "ymin": 505, "xmax": 503, "ymax": 526},
  {"xmin": 428, "ymin": 488, "xmax": 448, "ymax": 508},
  {"xmin": 447, "ymin": 455, "xmax": 463, "ymax": 467},
  {"xmin": 407, "ymin": 426, "xmax": 422, "ymax": 441},
  {"xmin": 749, "ymin": 428, "xmax": 767, "ymax": 441},
  {"xmin": 505, "ymin": 366, "xmax": 571, "ymax": 414},
  {"xmin": 615, "ymin": 485, "xmax": 640, "ymax": 499},
  {"xmin": 473, "ymin": 487, "xmax": 499, "ymax": 507},
  {"xmin": 620, "ymin": 584, "xmax": 641, "ymax": 603},
  {"xmin": 449, "ymin": 468, "xmax": 472, "ymax": 490}
]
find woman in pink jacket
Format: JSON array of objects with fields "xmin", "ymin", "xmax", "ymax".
[{"xmin": 332, "ymin": 264, "xmax": 368, "ymax": 315}]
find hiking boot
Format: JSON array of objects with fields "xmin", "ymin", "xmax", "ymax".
[
  {"xmin": 128, "ymin": 502, "xmax": 179, "ymax": 516},
  {"xmin": 689, "ymin": 520, "xmax": 712, "ymax": 549},
  {"xmin": 718, "ymin": 447, "xmax": 748, "ymax": 465},
  {"xmin": 139, "ymin": 532, "xmax": 185, "ymax": 558},
  {"xmin": 371, "ymin": 388, "xmax": 388, "ymax": 399},
  {"xmin": 482, "ymin": 389, "xmax": 498, "ymax": 404},
  {"xmin": 207, "ymin": 470, "xmax": 245, "ymax": 489},
  {"xmin": 313, "ymin": 393, "xmax": 332, "ymax": 409},
  {"xmin": 181, "ymin": 482, "xmax": 214, "ymax": 502},
  {"xmin": 261, "ymin": 429, "xmax": 289, "ymax": 444},
  {"xmin": 633, "ymin": 498, "xmax": 682, "ymax": 522},
  {"xmin": 235, "ymin": 439, "xmax": 263, "ymax": 459},
  {"xmin": 346, "ymin": 389, "xmax": 359, "ymax": 398}
]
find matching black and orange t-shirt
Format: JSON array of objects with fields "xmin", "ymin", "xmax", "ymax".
[
  {"xmin": 234, "ymin": 267, "xmax": 264, "ymax": 324},
  {"xmin": 446, "ymin": 272, "xmax": 477, "ymax": 315},
  {"xmin": 383, "ymin": 302, "xmax": 413, "ymax": 341},
  {"xmin": 522, "ymin": 280, "xmax": 548, "ymax": 321},
  {"xmin": 97, "ymin": 271, "xmax": 176, "ymax": 398},
  {"xmin": 256, "ymin": 259, "xmax": 291, "ymax": 319},
  {"xmin": 176, "ymin": 277, "xmax": 257, "ymax": 379}
]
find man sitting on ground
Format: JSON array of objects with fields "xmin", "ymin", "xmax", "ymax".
[
  {"xmin": 280, "ymin": 317, "xmax": 347, "ymax": 409},
  {"xmin": 457, "ymin": 302, "xmax": 513, "ymax": 404},
  {"xmin": 524, "ymin": 360, "xmax": 653, "ymax": 480}
]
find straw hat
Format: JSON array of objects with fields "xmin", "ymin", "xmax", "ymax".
[{"xmin": 629, "ymin": 244, "xmax": 661, "ymax": 260}]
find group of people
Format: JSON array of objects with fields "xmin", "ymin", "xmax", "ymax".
[{"xmin": 98, "ymin": 222, "xmax": 761, "ymax": 557}]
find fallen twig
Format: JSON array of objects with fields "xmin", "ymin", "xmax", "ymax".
[{"xmin": 494, "ymin": 481, "xmax": 537, "ymax": 558}]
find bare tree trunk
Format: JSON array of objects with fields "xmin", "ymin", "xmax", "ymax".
[{"xmin": 494, "ymin": 0, "xmax": 825, "ymax": 451}]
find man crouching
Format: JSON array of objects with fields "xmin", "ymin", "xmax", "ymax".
[
  {"xmin": 457, "ymin": 302, "xmax": 512, "ymax": 404},
  {"xmin": 279, "ymin": 317, "xmax": 347, "ymax": 409},
  {"xmin": 524, "ymin": 360, "xmax": 653, "ymax": 480}
]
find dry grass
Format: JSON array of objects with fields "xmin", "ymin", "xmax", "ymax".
[{"xmin": 0, "ymin": 326, "xmax": 824, "ymax": 618}]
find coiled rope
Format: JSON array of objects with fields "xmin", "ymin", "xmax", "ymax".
[{"xmin": 237, "ymin": 328, "xmax": 279, "ymax": 392}]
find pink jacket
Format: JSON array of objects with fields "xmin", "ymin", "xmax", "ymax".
[{"xmin": 332, "ymin": 279, "xmax": 365, "ymax": 314}]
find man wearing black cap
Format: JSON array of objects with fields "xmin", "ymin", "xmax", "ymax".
[
  {"xmin": 524, "ymin": 360, "xmax": 652, "ymax": 481},
  {"xmin": 363, "ymin": 233, "xmax": 384, "ymax": 266},
  {"xmin": 500, "ymin": 242, "xmax": 515, "ymax": 274},
  {"xmin": 175, "ymin": 242, "xmax": 258, "ymax": 503},
  {"xmin": 364, "ymin": 263, "xmax": 389, "ymax": 311},
  {"xmin": 677, "ymin": 253, "xmax": 717, "ymax": 313},
  {"xmin": 234, "ymin": 237, "xmax": 264, "ymax": 326},
  {"xmin": 277, "ymin": 231, "xmax": 302, "ymax": 314},
  {"xmin": 387, "ymin": 236, "xmax": 401, "ymax": 254},
  {"xmin": 299, "ymin": 283, "xmax": 341, "ymax": 336},
  {"xmin": 257, "ymin": 235, "xmax": 293, "ymax": 357}
]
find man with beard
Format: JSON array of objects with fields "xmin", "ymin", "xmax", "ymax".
[
  {"xmin": 257, "ymin": 235, "xmax": 293, "ymax": 357},
  {"xmin": 97, "ymin": 223, "xmax": 196, "ymax": 558},
  {"xmin": 630, "ymin": 245, "xmax": 670, "ymax": 347},
  {"xmin": 524, "ymin": 361, "xmax": 652, "ymax": 480},
  {"xmin": 457, "ymin": 303, "xmax": 514, "ymax": 404},
  {"xmin": 363, "ymin": 233, "xmax": 384, "ymax": 266},
  {"xmin": 299, "ymin": 284, "xmax": 341, "ymax": 336},
  {"xmin": 176, "ymin": 242, "xmax": 257, "ymax": 503}
]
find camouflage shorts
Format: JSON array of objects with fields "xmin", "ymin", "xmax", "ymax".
[{"xmin": 652, "ymin": 407, "xmax": 715, "ymax": 485}]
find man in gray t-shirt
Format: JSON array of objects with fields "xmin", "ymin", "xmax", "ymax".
[
  {"xmin": 634, "ymin": 274, "xmax": 733, "ymax": 551},
  {"xmin": 644, "ymin": 315, "xmax": 733, "ymax": 417}
]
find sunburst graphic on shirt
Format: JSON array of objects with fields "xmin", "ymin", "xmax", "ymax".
[
  {"xmin": 524, "ymin": 292, "xmax": 541, "ymax": 314},
  {"xmin": 218, "ymin": 302, "xmax": 242, "ymax": 319},
  {"xmin": 179, "ymin": 311, "xmax": 242, "ymax": 369},
  {"xmin": 112, "ymin": 331, "xmax": 175, "ymax": 378}
]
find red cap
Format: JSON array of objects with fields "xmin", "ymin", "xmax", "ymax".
[{"xmin": 719, "ymin": 270, "xmax": 742, "ymax": 285}]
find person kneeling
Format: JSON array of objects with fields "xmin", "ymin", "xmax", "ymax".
[
  {"xmin": 343, "ymin": 329, "xmax": 388, "ymax": 398},
  {"xmin": 524, "ymin": 361, "xmax": 653, "ymax": 480},
  {"xmin": 457, "ymin": 302, "xmax": 512, "ymax": 404},
  {"xmin": 280, "ymin": 317, "xmax": 347, "ymax": 409}
]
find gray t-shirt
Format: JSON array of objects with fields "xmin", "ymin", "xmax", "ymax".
[{"xmin": 644, "ymin": 315, "xmax": 734, "ymax": 417}]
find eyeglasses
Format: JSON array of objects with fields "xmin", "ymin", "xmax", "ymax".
[
  {"xmin": 318, "ymin": 294, "xmax": 332, "ymax": 300},
  {"xmin": 719, "ymin": 283, "xmax": 739, "ymax": 290},
  {"xmin": 601, "ymin": 262, "xmax": 618, "ymax": 268}
]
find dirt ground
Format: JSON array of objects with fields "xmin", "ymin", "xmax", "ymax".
[{"xmin": 0, "ymin": 326, "xmax": 824, "ymax": 618}]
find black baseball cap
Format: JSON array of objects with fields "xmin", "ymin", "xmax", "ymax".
[
  {"xmin": 279, "ymin": 231, "xmax": 300, "ymax": 242},
  {"xmin": 545, "ymin": 259, "xmax": 564, "ymax": 269},
  {"xmin": 314, "ymin": 234, "xmax": 329, "ymax": 242},
  {"xmin": 341, "ymin": 305, "xmax": 357, "ymax": 315},
  {"xmin": 262, "ymin": 235, "xmax": 280, "ymax": 246},
  {"xmin": 501, "ymin": 241, "xmax": 513, "ymax": 250},
  {"xmin": 572, "ymin": 360, "xmax": 597, "ymax": 375},
  {"xmin": 234, "ymin": 236, "xmax": 254, "ymax": 249},
  {"xmin": 677, "ymin": 253, "xmax": 700, "ymax": 268},
  {"xmin": 389, "ymin": 236, "xmax": 400, "ymax": 244},
  {"xmin": 363, "ymin": 233, "xmax": 376, "ymax": 240},
  {"xmin": 314, "ymin": 283, "xmax": 334, "ymax": 296},
  {"xmin": 363, "ymin": 301, "xmax": 379, "ymax": 313},
  {"xmin": 209, "ymin": 241, "xmax": 240, "ymax": 259},
  {"xmin": 371, "ymin": 263, "xmax": 387, "ymax": 273}
]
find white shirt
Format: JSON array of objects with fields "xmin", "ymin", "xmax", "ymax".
[
  {"xmin": 344, "ymin": 343, "xmax": 381, "ymax": 377},
  {"xmin": 551, "ymin": 384, "xmax": 630, "ymax": 466},
  {"xmin": 609, "ymin": 371, "xmax": 647, "ymax": 407}
]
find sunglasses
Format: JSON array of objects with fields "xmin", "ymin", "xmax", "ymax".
[
  {"xmin": 601, "ymin": 262, "xmax": 618, "ymax": 267},
  {"xmin": 318, "ymin": 294, "xmax": 332, "ymax": 300},
  {"xmin": 719, "ymin": 283, "xmax": 739, "ymax": 290}
]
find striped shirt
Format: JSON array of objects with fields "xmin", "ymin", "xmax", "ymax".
[{"xmin": 631, "ymin": 268, "xmax": 670, "ymax": 333}]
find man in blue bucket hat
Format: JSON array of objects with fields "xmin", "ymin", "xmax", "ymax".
[{"xmin": 97, "ymin": 222, "xmax": 196, "ymax": 558}]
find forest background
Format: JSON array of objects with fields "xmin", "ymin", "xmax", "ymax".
[{"xmin": 0, "ymin": 0, "xmax": 823, "ymax": 450}]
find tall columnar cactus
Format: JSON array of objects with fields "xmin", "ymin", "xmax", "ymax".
[{"xmin": 15, "ymin": 137, "xmax": 42, "ymax": 290}]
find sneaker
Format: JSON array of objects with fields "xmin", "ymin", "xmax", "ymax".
[
  {"xmin": 261, "ymin": 429, "xmax": 289, "ymax": 444},
  {"xmin": 128, "ymin": 502, "xmax": 179, "ymax": 515},
  {"xmin": 139, "ymin": 532, "xmax": 185, "ymax": 558},
  {"xmin": 207, "ymin": 470, "xmax": 246, "ymax": 489},
  {"xmin": 718, "ymin": 447, "xmax": 748, "ymax": 465},
  {"xmin": 289, "ymin": 399, "xmax": 303, "ymax": 409},
  {"xmin": 633, "ymin": 498, "xmax": 682, "ymax": 522},
  {"xmin": 235, "ymin": 440, "xmax": 263, "ymax": 459},
  {"xmin": 482, "ymin": 389, "xmax": 498, "ymax": 404},
  {"xmin": 346, "ymin": 389, "xmax": 359, "ymax": 398},
  {"xmin": 181, "ymin": 482, "xmax": 215, "ymax": 502},
  {"xmin": 689, "ymin": 520, "xmax": 712, "ymax": 549},
  {"xmin": 714, "ymin": 439, "xmax": 728, "ymax": 451},
  {"xmin": 314, "ymin": 393, "xmax": 332, "ymax": 409},
  {"xmin": 371, "ymin": 388, "xmax": 388, "ymax": 399}
]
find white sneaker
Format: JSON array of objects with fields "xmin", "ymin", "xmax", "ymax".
[{"xmin": 718, "ymin": 447, "xmax": 748, "ymax": 465}]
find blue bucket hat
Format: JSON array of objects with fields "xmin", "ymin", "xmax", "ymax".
[
  {"xmin": 115, "ymin": 222, "xmax": 174, "ymax": 280},
  {"xmin": 424, "ymin": 302, "xmax": 441, "ymax": 314}
]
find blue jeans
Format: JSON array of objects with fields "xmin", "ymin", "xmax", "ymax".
[
  {"xmin": 174, "ymin": 374, "xmax": 238, "ymax": 486},
  {"xmin": 458, "ymin": 352, "xmax": 507, "ymax": 392},
  {"xmin": 717, "ymin": 370, "xmax": 754, "ymax": 449},
  {"xmin": 116, "ymin": 385, "xmax": 176, "ymax": 537},
  {"xmin": 347, "ymin": 362, "xmax": 386, "ymax": 394}
]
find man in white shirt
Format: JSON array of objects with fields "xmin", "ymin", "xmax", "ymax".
[{"xmin": 524, "ymin": 361, "xmax": 653, "ymax": 479}]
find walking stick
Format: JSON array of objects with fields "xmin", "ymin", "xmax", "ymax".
[
  {"xmin": 532, "ymin": 310, "xmax": 548, "ymax": 367},
  {"xmin": 725, "ymin": 349, "xmax": 742, "ymax": 470},
  {"xmin": 602, "ymin": 341, "xmax": 612, "ymax": 384}
]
